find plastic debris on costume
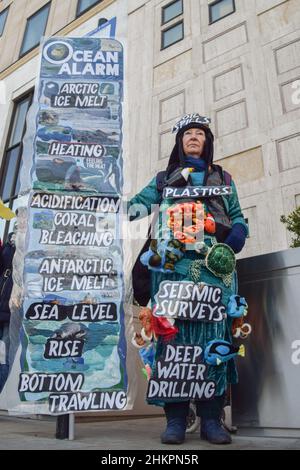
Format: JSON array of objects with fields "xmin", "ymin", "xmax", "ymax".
[
  {"xmin": 184, "ymin": 240, "xmax": 235, "ymax": 286},
  {"xmin": 166, "ymin": 200, "xmax": 215, "ymax": 245},
  {"xmin": 131, "ymin": 307, "xmax": 178, "ymax": 380},
  {"xmin": 204, "ymin": 339, "xmax": 245, "ymax": 366},
  {"xmin": 167, "ymin": 200, "xmax": 204, "ymax": 244},
  {"xmin": 226, "ymin": 295, "xmax": 252, "ymax": 339},
  {"xmin": 227, "ymin": 295, "xmax": 248, "ymax": 318},
  {"xmin": 139, "ymin": 344, "xmax": 155, "ymax": 380},
  {"xmin": 232, "ymin": 317, "xmax": 252, "ymax": 339},
  {"xmin": 140, "ymin": 239, "xmax": 185, "ymax": 273},
  {"xmin": 138, "ymin": 306, "xmax": 153, "ymax": 342},
  {"xmin": 205, "ymin": 212, "xmax": 216, "ymax": 234},
  {"xmin": 196, "ymin": 242, "xmax": 236, "ymax": 287}
]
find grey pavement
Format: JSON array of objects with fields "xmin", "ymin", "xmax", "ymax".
[{"xmin": 0, "ymin": 415, "xmax": 300, "ymax": 450}]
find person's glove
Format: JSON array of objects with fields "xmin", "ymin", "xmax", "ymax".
[{"xmin": 224, "ymin": 223, "xmax": 247, "ymax": 254}]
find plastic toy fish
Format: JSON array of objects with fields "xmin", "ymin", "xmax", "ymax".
[
  {"xmin": 204, "ymin": 339, "xmax": 245, "ymax": 366},
  {"xmin": 227, "ymin": 295, "xmax": 248, "ymax": 318},
  {"xmin": 204, "ymin": 212, "xmax": 216, "ymax": 234}
]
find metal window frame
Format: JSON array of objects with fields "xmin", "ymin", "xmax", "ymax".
[
  {"xmin": 0, "ymin": 6, "xmax": 9, "ymax": 37},
  {"xmin": 19, "ymin": 1, "xmax": 51, "ymax": 58},
  {"xmin": 0, "ymin": 91, "xmax": 33, "ymax": 241},
  {"xmin": 161, "ymin": 19, "xmax": 184, "ymax": 50},
  {"xmin": 161, "ymin": 0, "xmax": 183, "ymax": 26},
  {"xmin": 209, "ymin": 0, "xmax": 236, "ymax": 25},
  {"xmin": 76, "ymin": 0, "xmax": 103, "ymax": 18}
]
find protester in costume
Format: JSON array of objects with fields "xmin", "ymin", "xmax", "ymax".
[{"xmin": 128, "ymin": 114, "xmax": 248, "ymax": 445}]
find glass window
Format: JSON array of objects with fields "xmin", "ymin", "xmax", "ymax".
[
  {"xmin": 20, "ymin": 3, "xmax": 50, "ymax": 57},
  {"xmin": 1, "ymin": 147, "xmax": 20, "ymax": 201},
  {"xmin": 77, "ymin": 0, "xmax": 103, "ymax": 17},
  {"xmin": 162, "ymin": 21, "xmax": 183, "ymax": 50},
  {"xmin": 209, "ymin": 0, "xmax": 235, "ymax": 24},
  {"xmin": 0, "ymin": 7, "xmax": 9, "ymax": 37},
  {"xmin": 162, "ymin": 0, "xmax": 183, "ymax": 25},
  {"xmin": 0, "ymin": 93, "xmax": 33, "ymax": 241},
  {"xmin": 9, "ymin": 97, "xmax": 31, "ymax": 147}
]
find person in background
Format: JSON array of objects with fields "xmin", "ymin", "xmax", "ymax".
[{"xmin": 0, "ymin": 231, "xmax": 16, "ymax": 392}]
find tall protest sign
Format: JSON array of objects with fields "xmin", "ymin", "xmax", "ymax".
[
  {"xmin": 15, "ymin": 37, "xmax": 128, "ymax": 413},
  {"xmin": 34, "ymin": 37, "xmax": 122, "ymax": 195}
]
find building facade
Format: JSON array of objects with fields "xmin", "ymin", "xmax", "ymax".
[{"xmin": 0, "ymin": 0, "xmax": 300, "ymax": 260}]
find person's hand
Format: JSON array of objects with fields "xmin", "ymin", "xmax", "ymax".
[{"xmin": 224, "ymin": 223, "xmax": 247, "ymax": 254}]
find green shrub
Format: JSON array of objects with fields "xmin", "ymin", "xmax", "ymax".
[{"xmin": 280, "ymin": 206, "xmax": 300, "ymax": 248}]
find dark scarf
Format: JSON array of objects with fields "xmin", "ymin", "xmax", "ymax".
[{"xmin": 184, "ymin": 156, "xmax": 207, "ymax": 172}]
